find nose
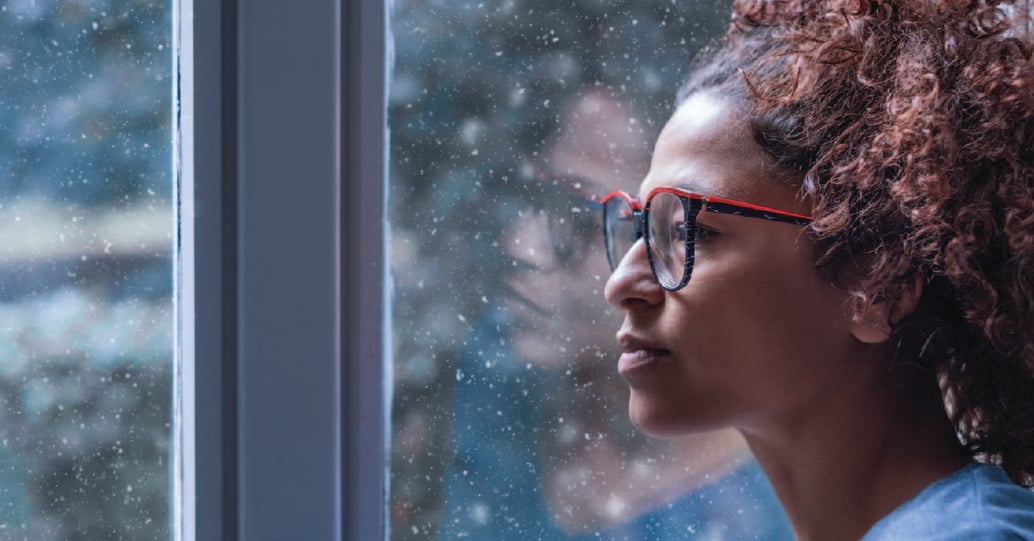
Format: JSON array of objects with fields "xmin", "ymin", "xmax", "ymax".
[{"xmin": 604, "ymin": 237, "xmax": 664, "ymax": 310}]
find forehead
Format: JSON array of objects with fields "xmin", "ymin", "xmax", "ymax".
[
  {"xmin": 640, "ymin": 93, "xmax": 805, "ymax": 213},
  {"xmin": 549, "ymin": 94, "xmax": 650, "ymax": 195}
]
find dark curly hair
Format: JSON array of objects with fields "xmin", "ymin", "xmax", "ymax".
[{"xmin": 678, "ymin": 0, "xmax": 1034, "ymax": 486}]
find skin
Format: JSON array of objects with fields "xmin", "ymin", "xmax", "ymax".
[{"xmin": 604, "ymin": 92, "xmax": 969, "ymax": 540}]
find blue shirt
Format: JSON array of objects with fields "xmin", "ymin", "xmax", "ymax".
[{"xmin": 861, "ymin": 463, "xmax": 1034, "ymax": 541}]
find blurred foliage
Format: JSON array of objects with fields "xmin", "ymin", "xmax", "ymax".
[
  {"xmin": 0, "ymin": 0, "xmax": 172, "ymax": 539},
  {"xmin": 389, "ymin": 1, "xmax": 728, "ymax": 538},
  {"xmin": 0, "ymin": 0, "xmax": 170, "ymax": 205}
]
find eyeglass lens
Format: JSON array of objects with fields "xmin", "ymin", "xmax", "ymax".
[
  {"xmin": 646, "ymin": 191, "xmax": 691, "ymax": 289},
  {"xmin": 603, "ymin": 192, "xmax": 695, "ymax": 290},
  {"xmin": 603, "ymin": 197, "xmax": 638, "ymax": 270},
  {"xmin": 546, "ymin": 195, "xmax": 600, "ymax": 262}
]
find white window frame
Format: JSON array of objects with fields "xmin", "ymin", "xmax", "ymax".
[{"xmin": 175, "ymin": 0, "xmax": 389, "ymax": 538}]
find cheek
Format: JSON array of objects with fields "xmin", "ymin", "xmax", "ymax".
[
  {"xmin": 548, "ymin": 260, "xmax": 612, "ymax": 312},
  {"xmin": 717, "ymin": 232, "xmax": 842, "ymax": 319},
  {"xmin": 567, "ymin": 261, "xmax": 621, "ymax": 337},
  {"xmin": 669, "ymin": 234, "xmax": 851, "ymax": 385},
  {"xmin": 511, "ymin": 256, "xmax": 616, "ymax": 330}
]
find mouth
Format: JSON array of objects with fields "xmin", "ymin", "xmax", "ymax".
[{"xmin": 616, "ymin": 333, "xmax": 671, "ymax": 375}]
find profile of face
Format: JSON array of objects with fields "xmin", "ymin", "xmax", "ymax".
[
  {"xmin": 502, "ymin": 93, "xmax": 649, "ymax": 368},
  {"xmin": 605, "ymin": 91, "xmax": 861, "ymax": 437},
  {"xmin": 500, "ymin": 94, "xmax": 755, "ymax": 528}
]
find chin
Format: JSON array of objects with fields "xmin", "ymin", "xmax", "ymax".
[
  {"xmin": 628, "ymin": 391, "xmax": 723, "ymax": 437},
  {"xmin": 628, "ymin": 393, "xmax": 690, "ymax": 438}
]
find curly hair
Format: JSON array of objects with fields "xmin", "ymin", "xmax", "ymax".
[{"xmin": 679, "ymin": 0, "xmax": 1034, "ymax": 486}]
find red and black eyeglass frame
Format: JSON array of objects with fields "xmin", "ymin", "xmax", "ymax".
[{"xmin": 599, "ymin": 187, "xmax": 814, "ymax": 291}]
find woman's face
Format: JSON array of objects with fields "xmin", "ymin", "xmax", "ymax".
[
  {"xmin": 604, "ymin": 92, "xmax": 859, "ymax": 437},
  {"xmin": 502, "ymin": 94, "xmax": 649, "ymax": 368}
]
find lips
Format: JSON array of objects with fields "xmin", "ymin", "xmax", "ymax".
[
  {"xmin": 501, "ymin": 281, "xmax": 553, "ymax": 319},
  {"xmin": 616, "ymin": 333, "xmax": 671, "ymax": 375}
]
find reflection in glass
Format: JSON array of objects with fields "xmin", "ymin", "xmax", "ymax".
[
  {"xmin": 390, "ymin": 2, "xmax": 791, "ymax": 540},
  {"xmin": 0, "ymin": 1, "xmax": 173, "ymax": 538}
]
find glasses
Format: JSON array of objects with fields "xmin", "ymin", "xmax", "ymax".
[
  {"xmin": 521, "ymin": 175, "xmax": 602, "ymax": 265},
  {"xmin": 601, "ymin": 187, "xmax": 813, "ymax": 291}
]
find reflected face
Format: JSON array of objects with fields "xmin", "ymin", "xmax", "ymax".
[
  {"xmin": 501, "ymin": 195, "xmax": 615, "ymax": 367},
  {"xmin": 501, "ymin": 94, "xmax": 648, "ymax": 368},
  {"xmin": 604, "ymin": 92, "xmax": 857, "ymax": 436}
]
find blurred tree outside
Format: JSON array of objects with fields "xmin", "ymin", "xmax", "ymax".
[
  {"xmin": 0, "ymin": 0, "xmax": 736, "ymax": 538},
  {"xmin": 389, "ymin": 1, "xmax": 729, "ymax": 539}
]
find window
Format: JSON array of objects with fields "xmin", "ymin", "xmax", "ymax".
[
  {"xmin": 389, "ymin": 2, "xmax": 791, "ymax": 540},
  {"xmin": 2, "ymin": 1, "xmax": 391, "ymax": 539},
  {"xmin": 177, "ymin": 1, "xmax": 792, "ymax": 539},
  {"xmin": 0, "ymin": 0, "xmax": 173, "ymax": 538}
]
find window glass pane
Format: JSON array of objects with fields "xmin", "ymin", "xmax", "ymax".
[
  {"xmin": 0, "ymin": 0, "xmax": 173, "ymax": 538},
  {"xmin": 390, "ymin": 2, "xmax": 791, "ymax": 540}
]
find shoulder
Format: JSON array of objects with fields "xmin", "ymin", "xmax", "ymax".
[{"xmin": 861, "ymin": 463, "xmax": 1034, "ymax": 541}]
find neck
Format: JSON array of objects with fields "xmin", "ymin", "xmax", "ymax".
[{"xmin": 740, "ymin": 362, "xmax": 969, "ymax": 541}]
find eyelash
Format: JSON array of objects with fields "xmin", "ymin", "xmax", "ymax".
[
  {"xmin": 670, "ymin": 222, "xmax": 717, "ymax": 242},
  {"xmin": 694, "ymin": 224, "xmax": 717, "ymax": 242}
]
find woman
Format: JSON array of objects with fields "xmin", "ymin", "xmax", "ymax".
[
  {"xmin": 601, "ymin": 1, "xmax": 1034, "ymax": 539},
  {"xmin": 440, "ymin": 92, "xmax": 792, "ymax": 540}
]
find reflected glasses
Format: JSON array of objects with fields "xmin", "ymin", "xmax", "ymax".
[
  {"xmin": 601, "ymin": 187, "xmax": 813, "ymax": 291},
  {"xmin": 543, "ymin": 191, "xmax": 602, "ymax": 264},
  {"xmin": 522, "ymin": 175, "xmax": 602, "ymax": 265}
]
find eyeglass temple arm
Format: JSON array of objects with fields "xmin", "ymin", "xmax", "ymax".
[{"xmin": 704, "ymin": 198, "xmax": 813, "ymax": 226}]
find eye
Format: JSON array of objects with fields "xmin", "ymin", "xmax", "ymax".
[
  {"xmin": 672, "ymin": 221, "xmax": 691, "ymax": 242},
  {"xmin": 694, "ymin": 225, "xmax": 717, "ymax": 242}
]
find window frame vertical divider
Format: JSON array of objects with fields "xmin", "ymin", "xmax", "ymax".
[
  {"xmin": 342, "ymin": 0, "xmax": 390, "ymax": 540},
  {"xmin": 182, "ymin": 0, "xmax": 389, "ymax": 538},
  {"xmin": 178, "ymin": 0, "xmax": 239, "ymax": 539}
]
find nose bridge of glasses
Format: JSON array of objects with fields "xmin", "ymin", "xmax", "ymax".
[{"xmin": 632, "ymin": 207, "xmax": 645, "ymax": 238}]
